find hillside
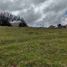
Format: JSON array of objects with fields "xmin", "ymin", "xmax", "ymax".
[{"xmin": 0, "ymin": 27, "xmax": 67, "ymax": 67}]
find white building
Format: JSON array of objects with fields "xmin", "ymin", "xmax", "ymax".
[{"xmin": 10, "ymin": 20, "xmax": 21, "ymax": 26}]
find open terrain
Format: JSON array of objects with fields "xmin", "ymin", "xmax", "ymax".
[{"xmin": 0, "ymin": 27, "xmax": 67, "ymax": 67}]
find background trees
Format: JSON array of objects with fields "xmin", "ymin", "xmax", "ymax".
[{"xmin": 0, "ymin": 12, "xmax": 27, "ymax": 27}]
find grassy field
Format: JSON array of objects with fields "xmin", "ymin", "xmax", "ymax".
[{"xmin": 0, "ymin": 27, "xmax": 67, "ymax": 67}]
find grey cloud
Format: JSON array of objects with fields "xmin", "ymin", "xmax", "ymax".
[{"xmin": 0, "ymin": 0, "xmax": 67, "ymax": 27}]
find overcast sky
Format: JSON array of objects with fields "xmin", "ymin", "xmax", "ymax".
[{"xmin": 0, "ymin": 0, "xmax": 67, "ymax": 27}]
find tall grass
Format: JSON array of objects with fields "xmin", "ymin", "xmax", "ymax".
[{"xmin": 0, "ymin": 27, "xmax": 67, "ymax": 67}]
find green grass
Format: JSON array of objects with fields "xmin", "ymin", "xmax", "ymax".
[{"xmin": 0, "ymin": 27, "xmax": 67, "ymax": 67}]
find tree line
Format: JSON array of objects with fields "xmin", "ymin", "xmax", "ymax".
[
  {"xmin": 49, "ymin": 24, "xmax": 67, "ymax": 28},
  {"xmin": 0, "ymin": 12, "xmax": 28, "ymax": 27}
]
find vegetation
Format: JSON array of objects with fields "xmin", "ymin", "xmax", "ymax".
[
  {"xmin": 0, "ymin": 27, "xmax": 67, "ymax": 67},
  {"xmin": 0, "ymin": 12, "xmax": 27, "ymax": 27}
]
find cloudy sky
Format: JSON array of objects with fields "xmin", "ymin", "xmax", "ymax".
[{"xmin": 0, "ymin": 0, "xmax": 67, "ymax": 27}]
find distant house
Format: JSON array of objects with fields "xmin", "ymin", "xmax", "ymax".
[
  {"xmin": 57, "ymin": 24, "xmax": 67, "ymax": 28},
  {"xmin": 62, "ymin": 25, "xmax": 67, "ymax": 28},
  {"xmin": 10, "ymin": 20, "xmax": 21, "ymax": 26},
  {"xmin": 10, "ymin": 20, "xmax": 28, "ymax": 27},
  {"xmin": 49, "ymin": 25, "xmax": 56, "ymax": 28}
]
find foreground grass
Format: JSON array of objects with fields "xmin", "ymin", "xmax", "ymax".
[{"xmin": 0, "ymin": 27, "xmax": 67, "ymax": 67}]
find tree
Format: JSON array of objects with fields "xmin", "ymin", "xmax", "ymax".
[
  {"xmin": 0, "ymin": 18, "xmax": 11, "ymax": 26},
  {"xmin": 19, "ymin": 22, "xmax": 27, "ymax": 27},
  {"xmin": 0, "ymin": 11, "xmax": 27, "ymax": 27},
  {"xmin": 0, "ymin": 13, "xmax": 11, "ymax": 26},
  {"xmin": 57, "ymin": 24, "xmax": 62, "ymax": 28},
  {"xmin": 19, "ymin": 18, "xmax": 28, "ymax": 27}
]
